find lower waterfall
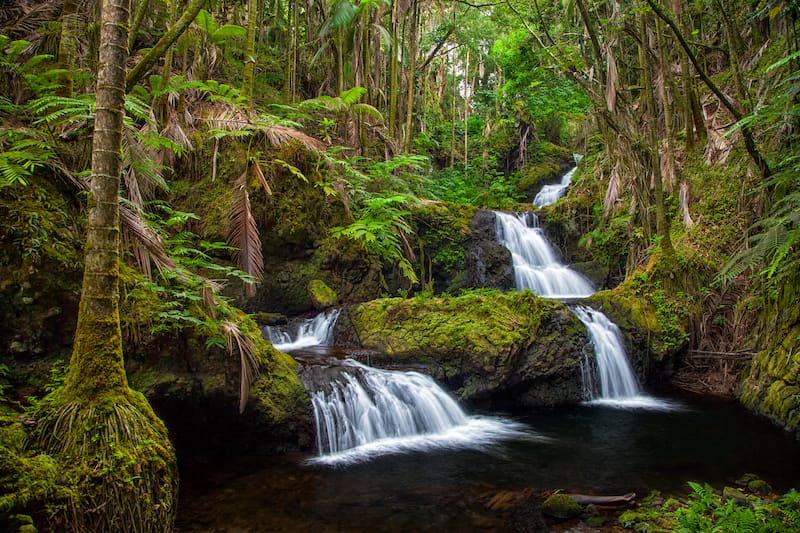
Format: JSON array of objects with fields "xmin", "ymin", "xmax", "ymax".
[{"xmin": 307, "ymin": 359, "xmax": 531, "ymax": 465}]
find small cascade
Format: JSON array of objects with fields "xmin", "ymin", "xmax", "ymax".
[
  {"xmin": 495, "ymin": 211, "xmax": 594, "ymax": 299},
  {"xmin": 262, "ymin": 309, "xmax": 341, "ymax": 352},
  {"xmin": 533, "ymin": 154, "xmax": 584, "ymax": 208},
  {"xmin": 572, "ymin": 306, "xmax": 640, "ymax": 399},
  {"xmin": 306, "ymin": 359, "xmax": 530, "ymax": 465}
]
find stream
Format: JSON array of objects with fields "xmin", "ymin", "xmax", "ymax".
[
  {"xmin": 177, "ymin": 348, "xmax": 800, "ymax": 532},
  {"xmin": 177, "ymin": 164, "xmax": 800, "ymax": 531}
]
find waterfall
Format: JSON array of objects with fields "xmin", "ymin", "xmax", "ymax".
[
  {"xmin": 494, "ymin": 209, "xmax": 675, "ymax": 408},
  {"xmin": 534, "ymin": 166, "xmax": 578, "ymax": 208},
  {"xmin": 533, "ymin": 155, "xmax": 584, "ymax": 208},
  {"xmin": 495, "ymin": 211, "xmax": 594, "ymax": 299},
  {"xmin": 262, "ymin": 309, "xmax": 341, "ymax": 352},
  {"xmin": 572, "ymin": 306, "xmax": 640, "ymax": 399},
  {"xmin": 307, "ymin": 359, "xmax": 530, "ymax": 465}
]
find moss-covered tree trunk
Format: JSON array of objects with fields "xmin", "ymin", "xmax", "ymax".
[
  {"xmin": 33, "ymin": 0, "xmax": 178, "ymax": 529},
  {"xmin": 242, "ymin": 0, "xmax": 258, "ymax": 105}
]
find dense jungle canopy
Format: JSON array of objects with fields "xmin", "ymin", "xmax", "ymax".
[{"xmin": 1, "ymin": 0, "xmax": 799, "ymax": 530}]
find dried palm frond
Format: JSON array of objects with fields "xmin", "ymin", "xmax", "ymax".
[
  {"xmin": 251, "ymin": 160, "xmax": 272, "ymax": 195},
  {"xmin": 705, "ymin": 127, "xmax": 733, "ymax": 166},
  {"xmin": 603, "ymin": 161, "xmax": 622, "ymax": 217},
  {"xmin": 680, "ymin": 181, "xmax": 694, "ymax": 228},
  {"xmin": 161, "ymin": 108, "xmax": 194, "ymax": 153},
  {"xmin": 221, "ymin": 320, "xmax": 261, "ymax": 413},
  {"xmin": 605, "ymin": 44, "xmax": 618, "ymax": 113},
  {"xmin": 1, "ymin": 0, "xmax": 61, "ymax": 40},
  {"xmin": 120, "ymin": 204, "xmax": 176, "ymax": 279},
  {"xmin": 228, "ymin": 170, "xmax": 263, "ymax": 297}
]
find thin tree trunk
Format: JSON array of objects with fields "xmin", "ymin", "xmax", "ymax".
[
  {"xmin": 388, "ymin": 0, "xmax": 400, "ymax": 139},
  {"xmin": 403, "ymin": 0, "xmax": 418, "ymax": 152},
  {"xmin": 56, "ymin": 0, "xmax": 80, "ymax": 97},
  {"xmin": 128, "ymin": 0, "xmax": 149, "ymax": 51},
  {"xmin": 640, "ymin": 15, "xmax": 674, "ymax": 258},
  {"xmin": 126, "ymin": 0, "xmax": 207, "ymax": 91},
  {"xmin": 242, "ymin": 0, "xmax": 258, "ymax": 105}
]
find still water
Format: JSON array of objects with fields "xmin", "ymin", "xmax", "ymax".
[{"xmin": 176, "ymin": 386, "xmax": 800, "ymax": 532}]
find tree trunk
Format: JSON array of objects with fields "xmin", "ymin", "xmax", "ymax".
[
  {"xmin": 403, "ymin": 0, "xmax": 418, "ymax": 152},
  {"xmin": 56, "ymin": 0, "xmax": 80, "ymax": 97},
  {"xmin": 640, "ymin": 14, "xmax": 675, "ymax": 258},
  {"xmin": 242, "ymin": 0, "xmax": 258, "ymax": 105},
  {"xmin": 33, "ymin": 0, "xmax": 179, "ymax": 529},
  {"xmin": 126, "ymin": 0, "xmax": 208, "ymax": 91}
]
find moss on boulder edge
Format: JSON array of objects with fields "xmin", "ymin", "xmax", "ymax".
[
  {"xmin": 308, "ymin": 279, "xmax": 338, "ymax": 310},
  {"xmin": 739, "ymin": 280, "xmax": 800, "ymax": 437},
  {"xmin": 346, "ymin": 290, "xmax": 589, "ymax": 405}
]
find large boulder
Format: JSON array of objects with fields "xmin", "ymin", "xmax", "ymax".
[{"xmin": 343, "ymin": 290, "xmax": 589, "ymax": 406}]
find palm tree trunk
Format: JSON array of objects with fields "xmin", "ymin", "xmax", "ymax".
[
  {"xmin": 56, "ymin": 0, "xmax": 80, "ymax": 97},
  {"xmin": 242, "ymin": 0, "xmax": 258, "ymax": 105},
  {"xmin": 35, "ymin": 0, "xmax": 178, "ymax": 529},
  {"xmin": 403, "ymin": 0, "xmax": 418, "ymax": 152}
]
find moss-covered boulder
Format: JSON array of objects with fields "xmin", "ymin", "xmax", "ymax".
[
  {"xmin": 308, "ymin": 279, "xmax": 337, "ymax": 309},
  {"xmin": 739, "ymin": 279, "xmax": 800, "ymax": 438},
  {"xmin": 345, "ymin": 290, "xmax": 589, "ymax": 405},
  {"xmin": 126, "ymin": 319, "xmax": 312, "ymax": 458}
]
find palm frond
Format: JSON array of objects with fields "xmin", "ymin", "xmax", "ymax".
[
  {"xmin": 120, "ymin": 203, "xmax": 177, "ymax": 279},
  {"xmin": 220, "ymin": 320, "xmax": 261, "ymax": 414},
  {"xmin": 228, "ymin": 171, "xmax": 263, "ymax": 297}
]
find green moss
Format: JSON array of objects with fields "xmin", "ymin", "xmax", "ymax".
[
  {"xmin": 351, "ymin": 290, "xmax": 548, "ymax": 362},
  {"xmin": 541, "ymin": 493, "xmax": 582, "ymax": 519},
  {"xmin": 308, "ymin": 279, "xmax": 337, "ymax": 310},
  {"xmin": 31, "ymin": 389, "xmax": 177, "ymax": 532},
  {"xmin": 516, "ymin": 161, "xmax": 562, "ymax": 195},
  {"xmin": 0, "ymin": 417, "xmax": 57, "ymax": 522}
]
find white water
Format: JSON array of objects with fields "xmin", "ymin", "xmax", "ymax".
[
  {"xmin": 533, "ymin": 154, "xmax": 584, "ymax": 208},
  {"xmin": 495, "ymin": 208, "xmax": 676, "ymax": 408},
  {"xmin": 534, "ymin": 166, "xmax": 578, "ymax": 207},
  {"xmin": 308, "ymin": 359, "xmax": 532, "ymax": 465},
  {"xmin": 262, "ymin": 309, "xmax": 341, "ymax": 352},
  {"xmin": 495, "ymin": 211, "xmax": 594, "ymax": 299}
]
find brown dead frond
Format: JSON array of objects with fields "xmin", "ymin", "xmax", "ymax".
[
  {"xmin": 228, "ymin": 170, "xmax": 263, "ymax": 297},
  {"xmin": 221, "ymin": 320, "xmax": 261, "ymax": 413},
  {"xmin": 120, "ymin": 204, "xmax": 176, "ymax": 279},
  {"xmin": 679, "ymin": 181, "xmax": 694, "ymax": 228}
]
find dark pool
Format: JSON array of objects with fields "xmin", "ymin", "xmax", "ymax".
[{"xmin": 176, "ymin": 386, "xmax": 800, "ymax": 532}]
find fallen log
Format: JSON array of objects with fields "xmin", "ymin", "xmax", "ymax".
[{"xmin": 567, "ymin": 492, "xmax": 636, "ymax": 505}]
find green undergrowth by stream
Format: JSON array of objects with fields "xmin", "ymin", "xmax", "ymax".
[{"xmin": 619, "ymin": 477, "xmax": 800, "ymax": 532}]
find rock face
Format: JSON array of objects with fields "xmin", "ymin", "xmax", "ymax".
[
  {"xmin": 344, "ymin": 291, "xmax": 590, "ymax": 406},
  {"xmin": 738, "ymin": 281, "xmax": 800, "ymax": 438}
]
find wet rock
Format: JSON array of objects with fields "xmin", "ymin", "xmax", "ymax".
[{"xmin": 308, "ymin": 279, "xmax": 337, "ymax": 310}]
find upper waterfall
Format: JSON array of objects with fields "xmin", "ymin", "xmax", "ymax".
[
  {"xmin": 262, "ymin": 309, "xmax": 341, "ymax": 352},
  {"xmin": 533, "ymin": 154, "xmax": 584, "ymax": 208},
  {"xmin": 494, "ymin": 211, "xmax": 594, "ymax": 299}
]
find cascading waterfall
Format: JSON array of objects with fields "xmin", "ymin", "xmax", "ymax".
[
  {"xmin": 495, "ymin": 194, "xmax": 674, "ymax": 407},
  {"xmin": 262, "ymin": 309, "xmax": 341, "ymax": 352},
  {"xmin": 495, "ymin": 211, "xmax": 594, "ymax": 299},
  {"xmin": 533, "ymin": 155, "xmax": 584, "ymax": 208},
  {"xmin": 307, "ymin": 359, "xmax": 530, "ymax": 465}
]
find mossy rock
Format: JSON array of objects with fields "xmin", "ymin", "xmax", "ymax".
[
  {"xmin": 542, "ymin": 493, "xmax": 582, "ymax": 519},
  {"xmin": 516, "ymin": 161, "xmax": 562, "ymax": 199},
  {"xmin": 308, "ymin": 279, "xmax": 338, "ymax": 310},
  {"xmin": 347, "ymin": 290, "xmax": 589, "ymax": 405}
]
